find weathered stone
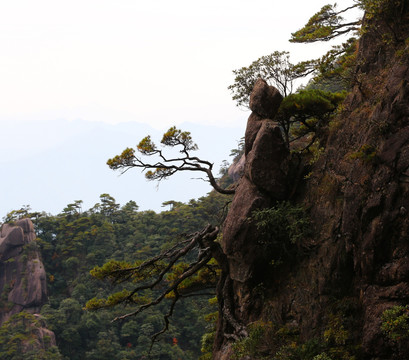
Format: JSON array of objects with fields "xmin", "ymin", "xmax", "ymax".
[
  {"xmin": 249, "ymin": 78, "xmax": 283, "ymax": 119},
  {"xmin": 222, "ymin": 118, "xmax": 288, "ymax": 284},
  {"xmin": 244, "ymin": 112, "xmax": 263, "ymax": 155},
  {"xmin": 214, "ymin": 82, "xmax": 289, "ymax": 357},
  {"xmin": 0, "ymin": 227, "xmax": 25, "ymax": 261},
  {"xmin": 222, "ymin": 176, "xmax": 271, "ymax": 283},
  {"xmin": 8, "ymin": 257, "xmax": 47, "ymax": 308},
  {"xmin": 33, "ymin": 323, "xmax": 58, "ymax": 351},
  {"xmin": 245, "ymin": 121, "xmax": 289, "ymax": 198},
  {"xmin": 377, "ymin": 258, "xmax": 409, "ymax": 285},
  {"xmin": 0, "ymin": 219, "xmax": 48, "ymax": 324},
  {"xmin": 379, "ymin": 126, "xmax": 409, "ymax": 165}
]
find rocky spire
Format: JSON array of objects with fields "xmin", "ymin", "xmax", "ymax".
[{"xmin": 214, "ymin": 79, "xmax": 289, "ymax": 358}]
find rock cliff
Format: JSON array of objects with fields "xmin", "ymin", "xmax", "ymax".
[{"xmin": 214, "ymin": 3, "xmax": 409, "ymax": 359}]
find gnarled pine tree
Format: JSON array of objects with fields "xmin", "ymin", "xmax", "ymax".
[{"xmin": 107, "ymin": 126, "xmax": 235, "ymax": 195}]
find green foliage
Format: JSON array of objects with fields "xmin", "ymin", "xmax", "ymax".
[
  {"xmin": 229, "ymin": 49, "xmax": 347, "ymax": 147},
  {"xmin": 306, "ymin": 140, "xmax": 325, "ymax": 166},
  {"xmin": 229, "ymin": 137, "xmax": 244, "ymax": 159},
  {"xmin": 288, "ymin": 3, "xmax": 361, "ymax": 93},
  {"xmin": 231, "ymin": 322, "xmax": 326, "ymax": 360},
  {"xmin": 29, "ymin": 193, "xmax": 228, "ymax": 359},
  {"xmin": 381, "ymin": 305, "xmax": 409, "ymax": 342},
  {"xmin": 160, "ymin": 126, "xmax": 198, "ymax": 151},
  {"xmin": 252, "ymin": 201, "xmax": 310, "ymax": 255},
  {"xmin": 229, "ymin": 312, "xmax": 359, "ymax": 360},
  {"xmin": 273, "ymin": 338, "xmax": 325, "ymax": 360},
  {"xmin": 86, "ymin": 290, "xmax": 151, "ymax": 310},
  {"xmin": 62, "ymin": 200, "xmax": 83, "ymax": 217},
  {"xmin": 349, "ymin": 144, "xmax": 377, "ymax": 163},
  {"xmin": 280, "ymin": 89, "xmax": 345, "ymax": 121},
  {"xmin": 199, "ymin": 332, "xmax": 214, "ymax": 360},
  {"xmin": 232, "ymin": 321, "xmax": 274, "ymax": 359},
  {"xmin": 290, "ymin": 4, "xmax": 361, "ymax": 43},
  {"xmin": 359, "ymin": 0, "xmax": 407, "ymax": 44},
  {"xmin": 107, "ymin": 126, "xmax": 234, "ymax": 195},
  {"xmin": 0, "ymin": 312, "xmax": 63, "ymax": 360},
  {"xmin": 166, "ymin": 259, "xmax": 220, "ymax": 296},
  {"xmin": 307, "ymin": 37, "xmax": 358, "ymax": 92},
  {"xmin": 323, "ymin": 315, "xmax": 349, "ymax": 346},
  {"xmin": 199, "ymin": 303, "xmax": 218, "ymax": 360},
  {"xmin": 137, "ymin": 135, "xmax": 157, "ymax": 154},
  {"xmin": 106, "ymin": 147, "xmax": 135, "ymax": 170},
  {"xmin": 360, "ymin": 0, "xmax": 403, "ymax": 20},
  {"xmin": 228, "ymin": 51, "xmax": 316, "ymax": 108},
  {"xmin": 2, "ymin": 205, "xmax": 43, "ymax": 224},
  {"xmin": 278, "ymin": 89, "xmax": 346, "ymax": 145},
  {"xmin": 313, "ymin": 354, "xmax": 333, "ymax": 360},
  {"xmin": 229, "ymin": 63, "xmax": 346, "ymax": 147},
  {"xmin": 89, "ymin": 259, "xmax": 155, "ymax": 282},
  {"xmin": 134, "ymin": 127, "xmax": 198, "ymax": 157}
]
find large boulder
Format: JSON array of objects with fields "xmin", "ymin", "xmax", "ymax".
[
  {"xmin": 249, "ymin": 78, "xmax": 283, "ymax": 119},
  {"xmin": 245, "ymin": 120, "xmax": 289, "ymax": 198}
]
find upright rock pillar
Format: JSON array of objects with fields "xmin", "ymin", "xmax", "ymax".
[
  {"xmin": 223, "ymin": 78, "xmax": 288, "ymax": 285},
  {"xmin": 214, "ymin": 79, "xmax": 289, "ymax": 358}
]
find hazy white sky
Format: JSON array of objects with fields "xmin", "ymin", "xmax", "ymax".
[
  {"xmin": 0, "ymin": 0, "xmax": 362, "ymax": 217},
  {"xmin": 0, "ymin": 0, "xmax": 360, "ymax": 128}
]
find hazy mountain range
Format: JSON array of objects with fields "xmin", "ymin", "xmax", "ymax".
[{"xmin": 0, "ymin": 119, "xmax": 245, "ymax": 218}]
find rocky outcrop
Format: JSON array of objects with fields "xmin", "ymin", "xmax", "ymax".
[
  {"xmin": 223, "ymin": 78, "xmax": 287, "ymax": 282},
  {"xmin": 214, "ymin": 79, "xmax": 289, "ymax": 358},
  {"xmin": 0, "ymin": 219, "xmax": 48, "ymax": 324},
  {"xmin": 0, "ymin": 219, "xmax": 57, "ymax": 352},
  {"xmin": 248, "ymin": 79, "xmax": 283, "ymax": 120}
]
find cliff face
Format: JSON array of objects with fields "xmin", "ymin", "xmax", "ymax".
[
  {"xmin": 214, "ymin": 3, "xmax": 409, "ymax": 359},
  {"xmin": 300, "ymin": 10, "xmax": 409, "ymax": 357}
]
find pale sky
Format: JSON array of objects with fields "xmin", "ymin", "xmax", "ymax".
[
  {"xmin": 0, "ymin": 0, "xmax": 362, "ymax": 217},
  {"xmin": 0, "ymin": 0, "xmax": 361, "ymax": 127}
]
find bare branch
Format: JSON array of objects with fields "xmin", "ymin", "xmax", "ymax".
[{"xmin": 149, "ymin": 289, "xmax": 180, "ymax": 351}]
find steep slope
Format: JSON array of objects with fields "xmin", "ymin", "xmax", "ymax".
[{"xmin": 214, "ymin": 2, "xmax": 409, "ymax": 359}]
